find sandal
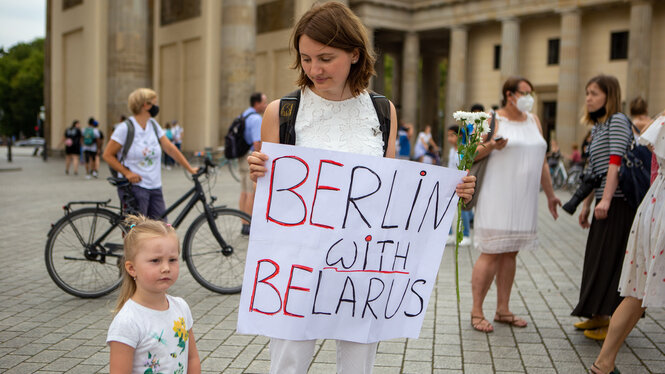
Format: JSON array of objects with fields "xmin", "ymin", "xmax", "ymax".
[
  {"xmin": 494, "ymin": 312, "xmax": 528, "ymax": 328},
  {"xmin": 590, "ymin": 363, "xmax": 620, "ymax": 374},
  {"xmin": 471, "ymin": 314, "xmax": 494, "ymax": 333}
]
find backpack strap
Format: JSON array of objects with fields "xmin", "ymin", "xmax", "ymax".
[
  {"xmin": 369, "ymin": 91, "xmax": 391, "ymax": 156},
  {"xmin": 279, "ymin": 89, "xmax": 301, "ymax": 145},
  {"xmin": 119, "ymin": 119, "xmax": 135, "ymax": 163}
]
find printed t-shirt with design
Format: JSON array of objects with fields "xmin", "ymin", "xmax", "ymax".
[
  {"xmin": 107, "ymin": 295, "xmax": 193, "ymax": 374},
  {"xmin": 110, "ymin": 117, "xmax": 166, "ymax": 189}
]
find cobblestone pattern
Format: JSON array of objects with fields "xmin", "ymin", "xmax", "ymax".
[{"xmin": 1, "ymin": 149, "xmax": 663, "ymax": 373}]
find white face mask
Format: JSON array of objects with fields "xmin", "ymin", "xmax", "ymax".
[{"xmin": 516, "ymin": 95, "xmax": 534, "ymax": 112}]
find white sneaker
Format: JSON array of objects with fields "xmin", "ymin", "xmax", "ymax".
[
  {"xmin": 460, "ymin": 237, "xmax": 472, "ymax": 246},
  {"xmin": 446, "ymin": 235, "xmax": 456, "ymax": 245}
]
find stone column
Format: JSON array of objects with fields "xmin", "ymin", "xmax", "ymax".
[
  {"xmin": 445, "ymin": 26, "xmax": 467, "ymax": 121},
  {"xmin": 220, "ymin": 0, "xmax": 256, "ymax": 135},
  {"xmin": 626, "ymin": 0, "xmax": 652, "ymax": 104},
  {"xmin": 500, "ymin": 17, "xmax": 520, "ymax": 83},
  {"xmin": 106, "ymin": 0, "xmax": 153, "ymax": 128},
  {"xmin": 401, "ymin": 31, "xmax": 419, "ymax": 125},
  {"xmin": 445, "ymin": 26, "xmax": 467, "ymax": 162},
  {"xmin": 421, "ymin": 55, "xmax": 440, "ymax": 139},
  {"xmin": 374, "ymin": 48, "xmax": 385, "ymax": 94},
  {"xmin": 556, "ymin": 8, "xmax": 582, "ymax": 155}
]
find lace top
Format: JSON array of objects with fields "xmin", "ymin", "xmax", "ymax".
[{"xmin": 295, "ymin": 87, "xmax": 384, "ymax": 156}]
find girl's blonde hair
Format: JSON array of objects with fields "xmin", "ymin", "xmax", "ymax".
[
  {"xmin": 114, "ymin": 215, "xmax": 178, "ymax": 314},
  {"xmin": 127, "ymin": 88, "xmax": 157, "ymax": 115},
  {"xmin": 291, "ymin": 2, "xmax": 376, "ymax": 97}
]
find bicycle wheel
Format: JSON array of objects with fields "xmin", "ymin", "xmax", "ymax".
[
  {"xmin": 45, "ymin": 208, "xmax": 126, "ymax": 298},
  {"xmin": 226, "ymin": 158, "xmax": 240, "ymax": 183},
  {"xmin": 552, "ymin": 169, "xmax": 564, "ymax": 190},
  {"xmin": 183, "ymin": 207, "xmax": 250, "ymax": 294}
]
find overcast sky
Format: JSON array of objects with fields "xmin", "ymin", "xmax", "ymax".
[{"xmin": 0, "ymin": 0, "xmax": 46, "ymax": 50}]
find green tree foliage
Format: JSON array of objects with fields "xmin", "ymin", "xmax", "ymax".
[{"xmin": 0, "ymin": 38, "xmax": 44, "ymax": 137}]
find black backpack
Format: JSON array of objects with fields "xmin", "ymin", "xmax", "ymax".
[
  {"xmin": 225, "ymin": 112, "xmax": 258, "ymax": 159},
  {"xmin": 109, "ymin": 119, "xmax": 160, "ymax": 178},
  {"xmin": 278, "ymin": 89, "xmax": 392, "ymax": 156}
]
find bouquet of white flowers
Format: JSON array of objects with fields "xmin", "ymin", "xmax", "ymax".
[{"xmin": 451, "ymin": 111, "xmax": 490, "ymax": 300}]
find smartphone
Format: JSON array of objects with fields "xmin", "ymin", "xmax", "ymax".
[{"xmin": 494, "ymin": 135, "xmax": 504, "ymax": 141}]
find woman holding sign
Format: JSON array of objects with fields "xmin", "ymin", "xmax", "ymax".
[{"xmin": 247, "ymin": 2, "xmax": 476, "ymax": 373}]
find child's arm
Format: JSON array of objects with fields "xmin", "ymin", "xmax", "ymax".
[
  {"xmin": 109, "ymin": 341, "xmax": 135, "ymax": 374},
  {"xmin": 187, "ymin": 329, "xmax": 201, "ymax": 374}
]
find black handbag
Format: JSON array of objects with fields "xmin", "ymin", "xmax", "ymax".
[
  {"xmin": 464, "ymin": 111, "xmax": 496, "ymax": 209},
  {"xmin": 619, "ymin": 122, "xmax": 652, "ymax": 209}
]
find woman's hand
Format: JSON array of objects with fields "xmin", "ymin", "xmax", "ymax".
[
  {"xmin": 594, "ymin": 198, "xmax": 611, "ymax": 220},
  {"xmin": 456, "ymin": 174, "xmax": 476, "ymax": 204},
  {"xmin": 124, "ymin": 171, "xmax": 142, "ymax": 184},
  {"xmin": 248, "ymin": 151, "xmax": 269, "ymax": 182},
  {"xmin": 490, "ymin": 137, "xmax": 508, "ymax": 151},
  {"xmin": 547, "ymin": 195, "xmax": 561, "ymax": 220},
  {"xmin": 579, "ymin": 205, "xmax": 591, "ymax": 228}
]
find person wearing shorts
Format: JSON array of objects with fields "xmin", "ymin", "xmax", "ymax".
[{"xmin": 238, "ymin": 92, "xmax": 267, "ymax": 235}]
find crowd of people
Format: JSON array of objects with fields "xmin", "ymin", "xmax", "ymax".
[{"xmin": 69, "ymin": 2, "xmax": 662, "ymax": 374}]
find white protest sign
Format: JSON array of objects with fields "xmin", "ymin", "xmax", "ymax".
[{"xmin": 237, "ymin": 142, "xmax": 466, "ymax": 343}]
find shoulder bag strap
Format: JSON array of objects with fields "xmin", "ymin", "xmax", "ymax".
[{"xmin": 279, "ymin": 89, "xmax": 301, "ymax": 145}]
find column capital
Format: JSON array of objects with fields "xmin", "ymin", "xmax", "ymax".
[
  {"xmin": 450, "ymin": 24, "xmax": 468, "ymax": 32},
  {"xmin": 628, "ymin": 0, "xmax": 653, "ymax": 5},
  {"xmin": 499, "ymin": 16, "xmax": 520, "ymax": 24},
  {"xmin": 556, "ymin": 6, "xmax": 581, "ymax": 16}
]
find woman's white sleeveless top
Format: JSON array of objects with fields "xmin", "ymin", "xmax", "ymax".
[{"xmin": 294, "ymin": 87, "xmax": 384, "ymax": 156}]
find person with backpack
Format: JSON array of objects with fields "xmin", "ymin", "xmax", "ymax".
[
  {"xmin": 246, "ymin": 3, "xmax": 476, "ymax": 372},
  {"xmin": 61, "ymin": 119, "xmax": 82, "ymax": 175},
  {"xmin": 235, "ymin": 92, "xmax": 267, "ymax": 235},
  {"xmin": 82, "ymin": 117, "xmax": 101, "ymax": 179},
  {"xmin": 102, "ymin": 88, "xmax": 197, "ymax": 220}
]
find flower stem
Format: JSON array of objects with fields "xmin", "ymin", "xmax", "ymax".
[{"xmin": 455, "ymin": 200, "xmax": 463, "ymax": 302}]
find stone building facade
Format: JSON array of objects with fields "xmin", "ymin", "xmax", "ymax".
[{"xmin": 46, "ymin": 0, "xmax": 665, "ymax": 160}]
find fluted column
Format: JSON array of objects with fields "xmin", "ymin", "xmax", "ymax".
[
  {"xmin": 220, "ymin": 0, "xmax": 256, "ymax": 135},
  {"xmin": 626, "ymin": 0, "xmax": 652, "ymax": 103},
  {"xmin": 445, "ymin": 26, "xmax": 468, "ymax": 121},
  {"xmin": 106, "ymin": 0, "xmax": 152, "ymax": 128},
  {"xmin": 556, "ymin": 8, "xmax": 582, "ymax": 155},
  {"xmin": 500, "ymin": 17, "xmax": 520, "ymax": 82},
  {"xmin": 401, "ymin": 31, "xmax": 419, "ymax": 124}
]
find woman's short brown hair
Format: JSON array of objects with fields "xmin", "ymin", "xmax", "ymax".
[
  {"xmin": 582, "ymin": 75, "xmax": 621, "ymax": 125},
  {"xmin": 291, "ymin": 2, "xmax": 375, "ymax": 96},
  {"xmin": 629, "ymin": 96, "xmax": 648, "ymax": 116},
  {"xmin": 128, "ymin": 88, "xmax": 157, "ymax": 115},
  {"xmin": 501, "ymin": 76, "xmax": 533, "ymax": 107}
]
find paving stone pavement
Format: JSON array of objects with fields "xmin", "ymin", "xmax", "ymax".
[{"xmin": 1, "ymin": 147, "xmax": 664, "ymax": 373}]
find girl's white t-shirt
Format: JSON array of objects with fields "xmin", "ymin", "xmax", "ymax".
[
  {"xmin": 107, "ymin": 295, "xmax": 193, "ymax": 374},
  {"xmin": 110, "ymin": 117, "xmax": 165, "ymax": 189}
]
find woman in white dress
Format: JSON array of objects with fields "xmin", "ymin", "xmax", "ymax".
[
  {"xmin": 413, "ymin": 125, "xmax": 438, "ymax": 162},
  {"xmin": 470, "ymin": 77, "xmax": 561, "ymax": 332},
  {"xmin": 246, "ymin": 3, "xmax": 476, "ymax": 373},
  {"xmin": 591, "ymin": 112, "xmax": 665, "ymax": 374}
]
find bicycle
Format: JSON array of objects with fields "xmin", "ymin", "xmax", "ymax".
[
  {"xmin": 45, "ymin": 158, "xmax": 250, "ymax": 298},
  {"xmin": 548, "ymin": 152, "xmax": 568, "ymax": 190},
  {"xmin": 194, "ymin": 147, "xmax": 240, "ymax": 183}
]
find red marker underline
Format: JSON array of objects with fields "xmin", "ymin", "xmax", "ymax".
[{"xmin": 323, "ymin": 267, "xmax": 409, "ymax": 275}]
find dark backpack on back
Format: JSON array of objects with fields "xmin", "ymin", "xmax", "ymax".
[
  {"xmin": 278, "ymin": 89, "xmax": 392, "ymax": 156},
  {"xmin": 225, "ymin": 112, "xmax": 257, "ymax": 159},
  {"xmin": 109, "ymin": 119, "xmax": 160, "ymax": 178}
]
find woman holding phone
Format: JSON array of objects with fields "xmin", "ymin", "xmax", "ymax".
[{"xmin": 470, "ymin": 76, "xmax": 560, "ymax": 333}]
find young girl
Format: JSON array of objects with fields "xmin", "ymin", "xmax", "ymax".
[
  {"xmin": 107, "ymin": 215, "xmax": 200, "ymax": 374},
  {"xmin": 247, "ymin": 3, "xmax": 476, "ymax": 372}
]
